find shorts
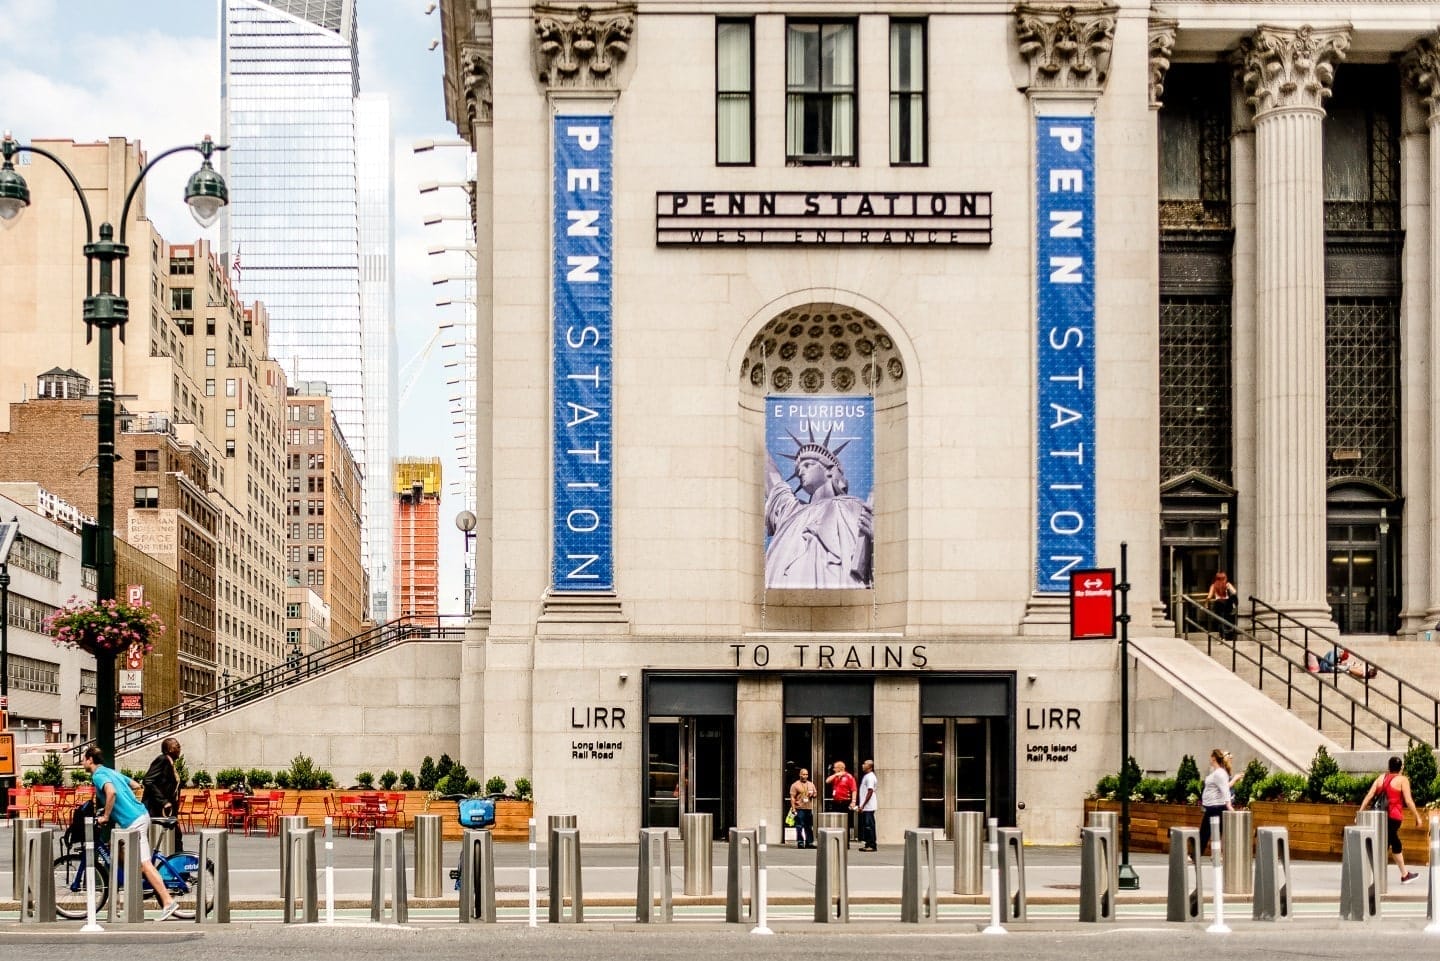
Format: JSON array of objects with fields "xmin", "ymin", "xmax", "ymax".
[
  {"xmin": 123, "ymin": 814, "xmax": 155, "ymax": 862},
  {"xmin": 1388, "ymin": 817, "xmax": 1402, "ymax": 855}
]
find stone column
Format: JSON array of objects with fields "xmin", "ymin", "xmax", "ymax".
[
  {"xmin": 1237, "ymin": 25, "xmax": 1349, "ymax": 625},
  {"xmin": 1013, "ymin": 1, "xmax": 1118, "ymax": 632},
  {"xmin": 1228, "ymin": 56, "xmax": 1258, "ymax": 612},
  {"xmin": 1148, "ymin": 18, "xmax": 1176, "ymax": 629},
  {"xmin": 1403, "ymin": 35, "xmax": 1440, "ymax": 628}
]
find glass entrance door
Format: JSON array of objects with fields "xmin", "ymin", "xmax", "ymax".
[
  {"xmin": 1328, "ymin": 524, "xmax": 1381, "ymax": 634},
  {"xmin": 920, "ymin": 717, "xmax": 1004, "ymax": 838},
  {"xmin": 782, "ymin": 716, "xmax": 873, "ymax": 824},
  {"xmin": 646, "ymin": 716, "xmax": 733, "ymax": 837}
]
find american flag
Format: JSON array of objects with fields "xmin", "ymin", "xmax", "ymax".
[{"xmin": 232, "ymin": 243, "xmax": 242, "ymax": 283}]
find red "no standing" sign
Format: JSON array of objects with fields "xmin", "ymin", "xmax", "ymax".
[{"xmin": 1069, "ymin": 568, "xmax": 1117, "ymax": 640}]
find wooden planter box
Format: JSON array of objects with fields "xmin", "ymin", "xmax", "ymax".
[
  {"xmin": 177, "ymin": 789, "xmax": 534, "ymax": 842},
  {"xmin": 1084, "ymin": 798, "xmax": 1431, "ymax": 862}
]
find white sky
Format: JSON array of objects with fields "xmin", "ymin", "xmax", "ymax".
[{"xmin": 0, "ymin": 0, "xmax": 473, "ymax": 619}]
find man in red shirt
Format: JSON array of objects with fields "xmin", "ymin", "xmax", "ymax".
[{"xmin": 825, "ymin": 760, "xmax": 857, "ymax": 817}]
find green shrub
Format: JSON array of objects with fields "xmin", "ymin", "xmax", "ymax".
[
  {"xmin": 216, "ymin": 768, "xmax": 247, "ymax": 789},
  {"xmin": 247, "ymin": 769, "xmax": 273, "ymax": 789},
  {"xmin": 355, "ymin": 771, "xmax": 375, "ymax": 789},
  {"xmin": 379, "ymin": 770, "xmax": 399, "ymax": 790},
  {"xmin": 1305, "ymin": 746, "xmax": 1339, "ymax": 802},
  {"xmin": 437, "ymin": 754, "xmax": 456, "ymax": 782},
  {"xmin": 122, "ymin": 768, "xmax": 146, "ymax": 782},
  {"xmin": 316, "ymin": 771, "xmax": 335, "ymax": 789},
  {"xmin": 1320, "ymin": 772, "xmax": 1374, "ymax": 805},
  {"xmin": 1405, "ymin": 742, "xmax": 1438, "ymax": 806},
  {"xmin": 1253, "ymin": 772, "xmax": 1306, "ymax": 802},
  {"xmin": 399, "ymin": 770, "xmax": 416, "ymax": 791},
  {"xmin": 274, "ymin": 771, "xmax": 292, "ymax": 789},
  {"xmin": 463, "ymin": 778, "xmax": 481, "ymax": 795},
  {"xmin": 284, "ymin": 754, "xmax": 329, "ymax": 791},
  {"xmin": 1171, "ymin": 755, "xmax": 1200, "ymax": 803},
  {"xmin": 1120, "ymin": 755, "xmax": 1142, "ymax": 798},
  {"xmin": 1092, "ymin": 774, "xmax": 1120, "ymax": 800},
  {"xmin": 191, "ymin": 770, "xmax": 213, "ymax": 789},
  {"xmin": 1135, "ymin": 777, "xmax": 1174, "ymax": 802},
  {"xmin": 1232, "ymin": 758, "xmax": 1269, "ymax": 807},
  {"xmin": 513, "ymin": 777, "xmax": 532, "ymax": 801},
  {"xmin": 70, "ymin": 769, "xmax": 92, "ymax": 786},
  {"xmin": 175, "ymin": 756, "xmax": 190, "ymax": 787},
  {"xmin": 35, "ymin": 753, "xmax": 65, "ymax": 787},
  {"xmin": 485, "ymin": 776, "xmax": 507, "ymax": 797},
  {"xmin": 418, "ymin": 756, "xmax": 438, "ymax": 792}
]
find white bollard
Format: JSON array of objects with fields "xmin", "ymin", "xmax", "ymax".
[
  {"xmin": 81, "ymin": 815, "xmax": 102, "ymax": 933},
  {"xmin": 982, "ymin": 817, "xmax": 1007, "ymax": 935},
  {"xmin": 324, "ymin": 816, "xmax": 335, "ymax": 925},
  {"xmin": 751, "ymin": 819, "xmax": 772, "ymax": 936},
  {"xmin": 1207, "ymin": 816, "xmax": 1230, "ymax": 934},
  {"xmin": 1425, "ymin": 815, "xmax": 1440, "ymax": 936},
  {"xmin": 528, "ymin": 818, "xmax": 538, "ymax": 928}
]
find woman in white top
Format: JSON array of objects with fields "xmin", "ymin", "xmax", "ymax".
[{"xmin": 1199, "ymin": 748, "xmax": 1233, "ymax": 856}]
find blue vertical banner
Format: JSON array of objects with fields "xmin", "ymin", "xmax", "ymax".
[
  {"xmin": 552, "ymin": 116, "xmax": 613, "ymax": 591},
  {"xmin": 1035, "ymin": 115, "xmax": 1096, "ymax": 592}
]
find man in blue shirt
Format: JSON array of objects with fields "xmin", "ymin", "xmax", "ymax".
[{"xmin": 83, "ymin": 745, "xmax": 179, "ymax": 920}]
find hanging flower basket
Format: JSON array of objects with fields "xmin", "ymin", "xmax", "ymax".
[{"xmin": 44, "ymin": 596, "xmax": 166, "ymax": 658}]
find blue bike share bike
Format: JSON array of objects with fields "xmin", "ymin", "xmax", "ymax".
[{"xmin": 52, "ymin": 801, "xmax": 216, "ymax": 920}]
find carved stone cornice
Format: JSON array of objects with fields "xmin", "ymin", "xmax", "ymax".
[
  {"xmin": 532, "ymin": 3, "xmax": 635, "ymax": 91},
  {"xmin": 462, "ymin": 36, "xmax": 493, "ymax": 127},
  {"xmin": 1149, "ymin": 17, "xmax": 1178, "ymax": 108},
  {"xmin": 1238, "ymin": 25, "xmax": 1349, "ymax": 118},
  {"xmin": 1014, "ymin": 2, "xmax": 1118, "ymax": 95},
  {"xmin": 1402, "ymin": 33, "xmax": 1440, "ymax": 123}
]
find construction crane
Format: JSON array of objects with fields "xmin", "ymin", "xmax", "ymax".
[{"xmin": 399, "ymin": 323, "xmax": 446, "ymax": 407}]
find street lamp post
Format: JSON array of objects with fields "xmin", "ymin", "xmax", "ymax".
[
  {"xmin": 456, "ymin": 510, "xmax": 477, "ymax": 615},
  {"xmin": 0, "ymin": 132, "xmax": 229, "ymax": 763}
]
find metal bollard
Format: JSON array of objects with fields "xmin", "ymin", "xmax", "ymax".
[
  {"xmin": 1221, "ymin": 809, "xmax": 1252, "ymax": 895},
  {"xmin": 1426, "ymin": 816, "xmax": 1440, "ymax": 933},
  {"xmin": 371, "ymin": 827, "xmax": 409, "ymax": 924},
  {"xmin": 195, "ymin": 828, "xmax": 230, "ymax": 924},
  {"xmin": 681, "ymin": 811, "xmax": 713, "ymax": 895},
  {"xmin": 413, "ymin": 814, "xmax": 443, "ymax": 899},
  {"xmin": 1356, "ymin": 809, "xmax": 1388, "ymax": 895},
  {"xmin": 953, "ymin": 811, "xmax": 984, "ymax": 894},
  {"xmin": 1087, "ymin": 809, "xmax": 1118, "ymax": 836},
  {"xmin": 637, "ymin": 827, "xmax": 673, "ymax": 923},
  {"xmin": 816, "ymin": 810, "xmax": 850, "ymax": 847},
  {"xmin": 901, "ymin": 828, "xmax": 938, "ymax": 923},
  {"xmin": 283, "ymin": 827, "xmax": 318, "ymax": 923},
  {"xmin": 1253, "ymin": 826, "xmax": 1291, "ymax": 921},
  {"xmin": 18, "ymin": 827, "xmax": 55, "ymax": 923},
  {"xmin": 108, "ymin": 825, "xmax": 146, "ymax": 923},
  {"xmin": 548, "ymin": 814, "xmax": 578, "ymax": 904},
  {"xmin": 12, "ymin": 817, "xmax": 39, "ymax": 902},
  {"xmin": 997, "ymin": 827, "xmax": 1028, "ymax": 922},
  {"xmin": 458, "ymin": 828, "xmax": 497, "ymax": 923},
  {"xmin": 547, "ymin": 827, "xmax": 584, "ymax": 923},
  {"xmin": 1079, "ymin": 825, "xmax": 1116, "ymax": 922},
  {"xmin": 814, "ymin": 827, "xmax": 849, "ymax": 922},
  {"xmin": 1339, "ymin": 825, "xmax": 1380, "ymax": 922},
  {"xmin": 1166, "ymin": 826, "xmax": 1204, "ymax": 922},
  {"xmin": 148, "ymin": 820, "xmax": 177, "ymax": 857},
  {"xmin": 726, "ymin": 827, "xmax": 759, "ymax": 924},
  {"xmin": 276, "ymin": 815, "xmax": 309, "ymax": 898}
]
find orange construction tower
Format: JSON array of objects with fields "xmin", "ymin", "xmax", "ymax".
[{"xmin": 393, "ymin": 458, "xmax": 442, "ymax": 618}]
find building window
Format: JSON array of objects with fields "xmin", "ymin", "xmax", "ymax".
[
  {"xmin": 170, "ymin": 287, "xmax": 193, "ymax": 312},
  {"xmin": 9, "ymin": 535, "xmax": 60, "ymax": 581},
  {"xmin": 205, "ymin": 347, "xmax": 216, "ymax": 367},
  {"xmin": 786, "ymin": 21, "xmax": 856, "ymax": 165},
  {"xmin": 287, "ymin": 628, "xmax": 301, "ymax": 647},
  {"xmin": 307, "ymin": 405, "xmax": 318, "ymax": 422},
  {"xmin": 134, "ymin": 486, "xmax": 160, "ymax": 509},
  {"xmin": 134, "ymin": 449, "xmax": 160, "ymax": 472},
  {"xmin": 205, "ymin": 379, "xmax": 216, "ymax": 397},
  {"xmin": 226, "ymin": 378, "xmax": 237, "ymax": 397},
  {"xmin": 716, "ymin": 19, "xmax": 754, "ymax": 165},
  {"xmin": 225, "ymin": 439, "xmax": 236, "ymax": 458},
  {"xmin": 226, "ymin": 409, "xmax": 236, "ymax": 428},
  {"xmin": 8, "ymin": 653, "xmax": 60, "ymax": 694},
  {"xmin": 889, "ymin": 20, "xmax": 926, "ymax": 165}
]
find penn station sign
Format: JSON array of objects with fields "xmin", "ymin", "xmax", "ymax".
[{"xmin": 656, "ymin": 191, "xmax": 992, "ymax": 247}]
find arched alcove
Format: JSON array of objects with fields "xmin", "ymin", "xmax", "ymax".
[{"xmin": 736, "ymin": 303, "xmax": 910, "ymax": 632}]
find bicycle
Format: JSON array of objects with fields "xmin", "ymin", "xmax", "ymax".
[{"xmin": 52, "ymin": 802, "xmax": 216, "ymax": 920}]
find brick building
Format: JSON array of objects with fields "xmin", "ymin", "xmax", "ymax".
[{"xmin": 392, "ymin": 458, "xmax": 441, "ymax": 618}]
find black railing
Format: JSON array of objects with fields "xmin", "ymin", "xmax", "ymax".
[
  {"xmin": 77, "ymin": 614, "xmax": 468, "ymax": 761},
  {"xmin": 1176, "ymin": 595, "xmax": 1438, "ymax": 751}
]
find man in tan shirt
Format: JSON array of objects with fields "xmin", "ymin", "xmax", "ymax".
[{"xmin": 789, "ymin": 768, "xmax": 818, "ymax": 848}]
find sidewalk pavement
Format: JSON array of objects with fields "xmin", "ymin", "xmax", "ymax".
[{"xmin": 1, "ymin": 821, "xmax": 1428, "ymax": 911}]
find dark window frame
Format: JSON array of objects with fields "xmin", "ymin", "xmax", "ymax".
[
  {"xmin": 888, "ymin": 18, "xmax": 928, "ymax": 167},
  {"xmin": 785, "ymin": 18, "xmax": 859, "ymax": 167},
  {"xmin": 715, "ymin": 17, "xmax": 756, "ymax": 167}
]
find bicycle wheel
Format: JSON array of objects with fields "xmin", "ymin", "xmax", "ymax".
[
  {"xmin": 52, "ymin": 852, "xmax": 109, "ymax": 920},
  {"xmin": 154, "ymin": 852, "xmax": 214, "ymax": 920}
]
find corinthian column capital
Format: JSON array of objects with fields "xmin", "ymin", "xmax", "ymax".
[
  {"xmin": 1239, "ymin": 24, "xmax": 1349, "ymax": 118},
  {"xmin": 1014, "ymin": 2, "xmax": 1119, "ymax": 95},
  {"xmin": 532, "ymin": 3, "xmax": 636, "ymax": 92},
  {"xmin": 1149, "ymin": 17, "xmax": 1178, "ymax": 108},
  {"xmin": 1403, "ymin": 33, "xmax": 1440, "ymax": 123}
]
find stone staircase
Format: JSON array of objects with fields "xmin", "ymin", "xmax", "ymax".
[{"xmin": 1177, "ymin": 602, "xmax": 1440, "ymax": 756}]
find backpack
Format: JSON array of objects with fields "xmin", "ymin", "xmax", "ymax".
[
  {"xmin": 1372, "ymin": 775, "xmax": 1392, "ymax": 813},
  {"xmin": 457, "ymin": 797, "xmax": 495, "ymax": 829}
]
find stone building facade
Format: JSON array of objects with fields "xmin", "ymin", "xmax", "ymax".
[{"xmin": 428, "ymin": 1, "xmax": 1440, "ymax": 844}]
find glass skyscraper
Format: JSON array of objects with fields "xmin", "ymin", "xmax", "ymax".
[{"xmin": 222, "ymin": 0, "xmax": 394, "ymax": 621}]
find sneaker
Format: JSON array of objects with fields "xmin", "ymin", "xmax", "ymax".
[
  {"xmin": 1402, "ymin": 872, "xmax": 1420, "ymax": 885},
  {"xmin": 156, "ymin": 900, "xmax": 181, "ymax": 922}
]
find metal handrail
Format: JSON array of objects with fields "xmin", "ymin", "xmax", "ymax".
[
  {"xmin": 75, "ymin": 614, "xmax": 469, "ymax": 761},
  {"xmin": 1177, "ymin": 596, "xmax": 1437, "ymax": 750}
]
